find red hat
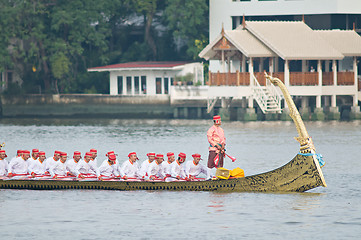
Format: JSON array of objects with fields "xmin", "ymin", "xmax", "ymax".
[
  {"xmin": 23, "ymin": 150, "xmax": 30, "ymax": 154},
  {"xmin": 156, "ymin": 154, "xmax": 164, "ymax": 158},
  {"xmin": 178, "ymin": 152, "xmax": 186, "ymax": 158},
  {"xmin": 39, "ymin": 151, "xmax": 46, "ymax": 156},
  {"xmin": 0, "ymin": 150, "xmax": 7, "ymax": 157},
  {"xmin": 73, "ymin": 151, "xmax": 81, "ymax": 156},
  {"xmin": 128, "ymin": 152, "xmax": 139, "ymax": 160},
  {"xmin": 32, "ymin": 149, "xmax": 39, "ymax": 153},
  {"xmin": 60, "ymin": 152, "xmax": 67, "ymax": 157},
  {"xmin": 90, "ymin": 149, "xmax": 97, "ymax": 153},
  {"xmin": 192, "ymin": 153, "xmax": 201, "ymax": 158},
  {"xmin": 108, "ymin": 154, "xmax": 116, "ymax": 161},
  {"xmin": 106, "ymin": 151, "xmax": 115, "ymax": 156},
  {"xmin": 54, "ymin": 150, "xmax": 62, "ymax": 155},
  {"xmin": 213, "ymin": 115, "xmax": 221, "ymax": 120},
  {"xmin": 167, "ymin": 152, "xmax": 174, "ymax": 157},
  {"xmin": 147, "ymin": 152, "xmax": 155, "ymax": 157},
  {"xmin": 17, "ymin": 150, "xmax": 23, "ymax": 154},
  {"xmin": 85, "ymin": 152, "xmax": 92, "ymax": 157}
]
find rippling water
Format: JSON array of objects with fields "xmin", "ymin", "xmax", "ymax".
[{"xmin": 0, "ymin": 119, "xmax": 360, "ymax": 239}]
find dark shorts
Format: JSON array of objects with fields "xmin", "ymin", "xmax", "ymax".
[{"xmin": 207, "ymin": 151, "xmax": 224, "ymax": 169}]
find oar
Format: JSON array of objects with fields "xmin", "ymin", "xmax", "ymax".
[{"xmin": 225, "ymin": 153, "xmax": 236, "ymax": 162}]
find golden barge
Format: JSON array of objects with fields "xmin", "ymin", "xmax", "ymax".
[{"xmin": 0, "ymin": 74, "xmax": 326, "ymax": 192}]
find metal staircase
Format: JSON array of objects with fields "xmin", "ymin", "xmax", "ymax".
[{"xmin": 251, "ymin": 73, "xmax": 283, "ymax": 114}]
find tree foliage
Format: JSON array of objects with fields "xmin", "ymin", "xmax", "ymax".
[{"xmin": 0, "ymin": 0, "xmax": 208, "ymax": 94}]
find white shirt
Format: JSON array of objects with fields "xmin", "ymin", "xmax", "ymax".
[
  {"xmin": 147, "ymin": 161, "xmax": 166, "ymax": 179},
  {"xmin": 45, "ymin": 157, "xmax": 59, "ymax": 172},
  {"xmin": 139, "ymin": 159, "xmax": 152, "ymax": 177},
  {"xmin": 162, "ymin": 161, "xmax": 173, "ymax": 176},
  {"xmin": 66, "ymin": 159, "xmax": 80, "ymax": 176},
  {"xmin": 119, "ymin": 160, "xmax": 139, "ymax": 178},
  {"xmin": 29, "ymin": 156, "xmax": 38, "ymax": 166},
  {"xmin": 185, "ymin": 160, "xmax": 210, "ymax": 179},
  {"xmin": 88, "ymin": 158, "xmax": 98, "ymax": 174},
  {"xmin": 98, "ymin": 160, "xmax": 118, "ymax": 177},
  {"xmin": 8, "ymin": 156, "xmax": 29, "ymax": 174},
  {"xmin": 28, "ymin": 159, "xmax": 46, "ymax": 175},
  {"xmin": 0, "ymin": 159, "xmax": 8, "ymax": 176},
  {"xmin": 49, "ymin": 160, "xmax": 69, "ymax": 177},
  {"xmin": 76, "ymin": 159, "xmax": 100, "ymax": 177},
  {"xmin": 170, "ymin": 161, "xmax": 186, "ymax": 178}
]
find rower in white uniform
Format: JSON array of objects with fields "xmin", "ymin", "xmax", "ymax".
[
  {"xmin": 139, "ymin": 152, "xmax": 155, "ymax": 178},
  {"xmin": 98, "ymin": 153, "xmax": 118, "ymax": 179},
  {"xmin": 49, "ymin": 152, "xmax": 70, "ymax": 178},
  {"xmin": 45, "ymin": 150, "xmax": 61, "ymax": 173},
  {"xmin": 28, "ymin": 151, "xmax": 47, "ymax": 177},
  {"xmin": 185, "ymin": 153, "xmax": 211, "ymax": 180},
  {"xmin": 147, "ymin": 154, "xmax": 166, "ymax": 180},
  {"xmin": 88, "ymin": 148, "xmax": 98, "ymax": 174},
  {"xmin": 162, "ymin": 152, "xmax": 175, "ymax": 176},
  {"xmin": 29, "ymin": 149, "xmax": 39, "ymax": 165},
  {"xmin": 166, "ymin": 152, "xmax": 187, "ymax": 182},
  {"xmin": 66, "ymin": 151, "xmax": 81, "ymax": 177},
  {"xmin": 8, "ymin": 150, "xmax": 31, "ymax": 177},
  {"xmin": 76, "ymin": 152, "xmax": 100, "ymax": 178},
  {"xmin": 119, "ymin": 152, "xmax": 140, "ymax": 180},
  {"xmin": 10, "ymin": 150, "xmax": 23, "ymax": 164},
  {"xmin": 0, "ymin": 150, "xmax": 8, "ymax": 176}
]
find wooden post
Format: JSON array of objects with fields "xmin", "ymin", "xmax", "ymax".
[{"xmin": 237, "ymin": 70, "xmax": 240, "ymax": 86}]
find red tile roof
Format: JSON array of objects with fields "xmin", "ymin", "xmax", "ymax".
[{"xmin": 88, "ymin": 61, "xmax": 189, "ymax": 70}]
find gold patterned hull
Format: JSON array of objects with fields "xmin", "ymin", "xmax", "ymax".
[{"xmin": 0, "ymin": 154, "xmax": 326, "ymax": 192}]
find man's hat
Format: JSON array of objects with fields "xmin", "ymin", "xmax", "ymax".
[
  {"xmin": 213, "ymin": 115, "xmax": 221, "ymax": 120},
  {"xmin": 39, "ymin": 151, "xmax": 46, "ymax": 156},
  {"xmin": 156, "ymin": 154, "xmax": 164, "ymax": 158},
  {"xmin": 192, "ymin": 153, "xmax": 202, "ymax": 159},
  {"xmin": 23, "ymin": 150, "xmax": 30, "ymax": 154},
  {"xmin": 85, "ymin": 152, "xmax": 92, "ymax": 157},
  {"xmin": 54, "ymin": 150, "xmax": 62, "ymax": 155},
  {"xmin": 0, "ymin": 150, "xmax": 7, "ymax": 158},
  {"xmin": 128, "ymin": 152, "xmax": 139, "ymax": 160},
  {"xmin": 178, "ymin": 152, "xmax": 186, "ymax": 159},
  {"xmin": 147, "ymin": 152, "xmax": 155, "ymax": 157},
  {"xmin": 90, "ymin": 149, "xmax": 97, "ymax": 153},
  {"xmin": 60, "ymin": 152, "xmax": 67, "ymax": 157},
  {"xmin": 32, "ymin": 149, "xmax": 39, "ymax": 153},
  {"xmin": 167, "ymin": 152, "xmax": 174, "ymax": 157},
  {"xmin": 73, "ymin": 151, "xmax": 81, "ymax": 156}
]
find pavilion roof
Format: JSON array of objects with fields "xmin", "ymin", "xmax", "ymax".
[{"xmin": 88, "ymin": 61, "xmax": 189, "ymax": 72}]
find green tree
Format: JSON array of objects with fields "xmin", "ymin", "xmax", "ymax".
[{"xmin": 164, "ymin": 0, "xmax": 209, "ymax": 60}]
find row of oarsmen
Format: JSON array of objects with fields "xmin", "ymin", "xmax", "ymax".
[{"xmin": 0, "ymin": 149, "xmax": 211, "ymax": 181}]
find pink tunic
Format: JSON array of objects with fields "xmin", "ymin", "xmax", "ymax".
[{"xmin": 207, "ymin": 125, "xmax": 226, "ymax": 151}]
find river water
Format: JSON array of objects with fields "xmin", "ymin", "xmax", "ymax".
[{"xmin": 0, "ymin": 118, "xmax": 360, "ymax": 239}]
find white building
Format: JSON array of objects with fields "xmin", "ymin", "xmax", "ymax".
[{"xmin": 88, "ymin": 61, "xmax": 203, "ymax": 96}]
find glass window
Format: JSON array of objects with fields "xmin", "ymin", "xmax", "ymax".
[
  {"xmin": 171, "ymin": 77, "xmax": 174, "ymax": 86},
  {"xmin": 134, "ymin": 76, "xmax": 139, "ymax": 94},
  {"xmin": 141, "ymin": 76, "xmax": 147, "ymax": 94},
  {"xmin": 164, "ymin": 78, "xmax": 169, "ymax": 94},
  {"xmin": 126, "ymin": 76, "xmax": 132, "ymax": 94},
  {"xmin": 156, "ymin": 77, "xmax": 162, "ymax": 94},
  {"xmin": 117, "ymin": 76, "xmax": 123, "ymax": 94}
]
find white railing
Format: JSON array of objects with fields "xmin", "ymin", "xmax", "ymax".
[{"xmin": 251, "ymin": 73, "xmax": 282, "ymax": 114}]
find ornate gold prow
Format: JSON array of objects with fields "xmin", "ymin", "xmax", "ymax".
[
  {"xmin": 0, "ymin": 142, "xmax": 4, "ymax": 150},
  {"xmin": 264, "ymin": 73, "xmax": 315, "ymax": 154}
]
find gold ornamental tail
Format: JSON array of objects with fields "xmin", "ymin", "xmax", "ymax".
[{"xmin": 265, "ymin": 73, "xmax": 315, "ymax": 153}]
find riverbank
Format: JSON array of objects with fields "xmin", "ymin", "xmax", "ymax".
[{"xmin": 1, "ymin": 94, "xmax": 361, "ymax": 121}]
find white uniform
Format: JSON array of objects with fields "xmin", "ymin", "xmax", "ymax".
[
  {"xmin": 29, "ymin": 156, "xmax": 38, "ymax": 166},
  {"xmin": 139, "ymin": 159, "xmax": 152, "ymax": 177},
  {"xmin": 0, "ymin": 159, "xmax": 9, "ymax": 176},
  {"xmin": 165, "ymin": 161, "xmax": 186, "ymax": 182},
  {"xmin": 147, "ymin": 161, "xmax": 166, "ymax": 179},
  {"xmin": 8, "ymin": 157, "xmax": 29, "ymax": 175},
  {"xmin": 98, "ymin": 160, "xmax": 118, "ymax": 177},
  {"xmin": 45, "ymin": 157, "xmax": 59, "ymax": 172},
  {"xmin": 88, "ymin": 158, "xmax": 98, "ymax": 174},
  {"xmin": 28, "ymin": 159, "xmax": 46, "ymax": 175},
  {"xmin": 49, "ymin": 161, "xmax": 69, "ymax": 177},
  {"xmin": 162, "ymin": 161, "xmax": 173, "ymax": 176},
  {"xmin": 76, "ymin": 159, "xmax": 100, "ymax": 177},
  {"xmin": 119, "ymin": 160, "xmax": 140, "ymax": 178},
  {"xmin": 185, "ymin": 160, "xmax": 211, "ymax": 180},
  {"xmin": 66, "ymin": 159, "xmax": 80, "ymax": 176}
]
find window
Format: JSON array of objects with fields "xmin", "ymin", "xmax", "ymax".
[
  {"xmin": 117, "ymin": 76, "xmax": 123, "ymax": 94},
  {"xmin": 134, "ymin": 76, "xmax": 139, "ymax": 94},
  {"xmin": 164, "ymin": 77, "xmax": 169, "ymax": 94},
  {"xmin": 141, "ymin": 76, "xmax": 147, "ymax": 94},
  {"xmin": 126, "ymin": 76, "xmax": 132, "ymax": 94},
  {"xmin": 156, "ymin": 77, "xmax": 162, "ymax": 94}
]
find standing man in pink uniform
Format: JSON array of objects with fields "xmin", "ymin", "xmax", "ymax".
[{"xmin": 207, "ymin": 115, "xmax": 226, "ymax": 168}]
